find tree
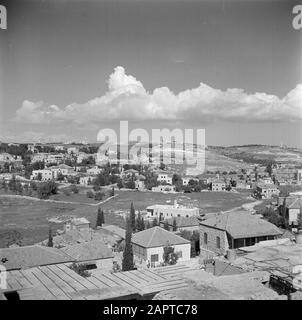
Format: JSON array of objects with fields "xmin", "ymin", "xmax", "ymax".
[
  {"xmin": 47, "ymin": 225, "xmax": 53, "ymax": 247},
  {"xmin": 94, "ymin": 192, "xmax": 104, "ymax": 201},
  {"xmin": 117, "ymin": 178, "xmax": 123, "ymax": 189},
  {"xmin": 110, "ymin": 187, "xmax": 115, "ymax": 197},
  {"xmin": 8, "ymin": 174, "xmax": 17, "ymax": 192},
  {"xmin": 135, "ymin": 211, "xmax": 142, "ymax": 231},
  {"xmin": 37, "ymin": 181, "xmax": 58, "ymax": 199},
  {"xmin": 86, "ymin": 190, "xmax": 94, "ymax": 198},
  {"xmin": 70, "ymin": 184, "xmax": 79, "ymax": 194},
  {"xmin": 146, "ymin": 220, "xmax": 151, "ymax": 229},
  {"xmin": 172, "ymin": 218, "xmax": 177, "ymax": 231},
  {"xmin": 122, "ymin": 216, "xmax": 134, "ymax": 271},
  {"xmin": 130, "ymin": 202, "xmax": 136, "ymax": 232},
  {"xmin": 163, "ymin": 245, "xmax": 178, "ymax": 265},
  {"xmin": 96, "ymin": 207, "xmax": 105, "ymax": 228},
  {"xmin": 172, "ymin": 174, "xmax": 183, "ymax": 192},
  {"xmin": 152, "ymin": 218, "xmax": 158, "ymax": 227},
  {"xmin": 163, "ymin": 220, "xmax": 169, "ymax": 231}
]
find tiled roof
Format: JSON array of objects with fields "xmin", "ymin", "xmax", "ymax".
[
  {"xmin": 165, "ymin": 216, "xmax": 199, "ymax": 227},
  {"xmin": 101, "ymin": 225, "xmax": 126, "ymax": 239},
  {"xmin": 200, "ymin": 211, "xmax": 282, "ymax": 239},
  {"xmin": 60, "ymin": 240, "xmax": 113, "ymax": 262},
  {"xmin": 132, "ymin": 227, "xmax": 190, "ymax": 248},
  {"xmin": 0, "ymin": 245, "xmax": 74, "ymax": 271}
]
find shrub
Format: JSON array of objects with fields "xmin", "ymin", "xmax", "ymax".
[{"xmin": 86, "ymin": 190, "xmax": 94, "ymax": 198}]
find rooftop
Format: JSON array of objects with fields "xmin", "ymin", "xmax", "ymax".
[
  {"xmin": 132, "ymin": 226, "xmax": 190, "ymax": 248},
  {"xmin": 101, "ymin": 225, "xmax": 126, "ymax": 239},
  {"xmin": 60, "ymin": 240, "xmax": 113, "ymax": 262},
  {"xmin": 0, "ymin": 245, "xmax": 74, "ymax": 271},
  {"xmin": 164, "ymin": 216, "xmax": 199, "ymax": 227},
  {"xmin": 199, "ymin": 210, "xmax": 282, "ymax": 239}
]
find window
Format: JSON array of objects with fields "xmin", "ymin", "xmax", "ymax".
[
  {"xmin": 151, "ymin": 254, "xmax": 159, "ymax": 262},
  {"xmin": 216, "ymin": 236, "xmax": 221, "ymax": 249},
  {"xmin": 204, "ymin": 232, "xmax": 208, "ymax": 245}
]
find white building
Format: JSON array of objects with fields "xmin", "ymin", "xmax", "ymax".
[
  {"xmin": 87, "ymin": 167, "xmax": 102, "ymax": 176},
  {"xmin": 31, "ymin": 153, "xmax": 48, "ymax": 163},
  {"xmin": 211, "ymin": 179, "xmax": 226, "ymax": 191},
  {"xmin": 157, "ymin": 173, "xmax": 173, "ymax": 185},
  {"xmin": 152, "ymin": 185, "xmax": 176, "ymax": 193},
  {"xmin": 46, "ymin": 154, "xmax": 65, "ymax": 165},
  {"xmin": 132, "ymin": 227, "xmax": 191, "ymax": 266},
  {"xmin": 49, "ymin": 164, "xmax": 75, "ymax": 179},
  {"xmin": 146, "ymin": 200, "xmax": 199, "ymax": 219},
  {"xmin": 182, "ymin": 177, "xmax": 199, "ymax": 186},
  {"xmin": 79, "ymin": 176, "xmax": 94, "ymax": 185},
  {"xmin": 31, "ymin": 169, "xmax": 54, "ymax": 181}
]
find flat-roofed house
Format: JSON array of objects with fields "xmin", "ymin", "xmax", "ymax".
[
  {"xmin": 199, "ymin": 211, "xmax": 282, "ymax": 255},
  {"xmin": 146, "ymin": 201, "xmax": 199, "ymax": 220},
  {"xmin": 30, "ymin": 169, "xmax": 54, "ymax": 181},
  {"xmin": 132, "ymin": 227, "xmax": 191, "ymax": 266},
  {"xmin": 211, "ymin": 179, "xmax": 226, "ymax": 191}
]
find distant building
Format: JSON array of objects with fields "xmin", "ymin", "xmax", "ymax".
[
  {"xmin": 211, "ymin": 180, "xmax": 226, "ymax": 191},
  {"xmin": 132, "ymin": 226, "xmax": 191, "ymax": 266},
  {"xmin": 146, "ymin": 200, "xmax": 199, "ymax": 219},
  {"xmin": 64, "ymin": 217, "xmax": 91, "ymax": 234},
  {"xmin": 151, "ymin": 185, "xmax": 176, "ymax": 193},
  {"xmin": 31, "ymin": 169, "xmax": 53, "ymax": 181},
  {"xmin": 278, "ymin": 196, "xmax": 302, "ymax": 226},
  {"xmin": 49, "ymin": 164, "xmax": 75, "ymax": 178},
  {"xmin": 45, "ymin": 154, "xmax": 65, "ymax": 165},
  {"xmin": 182, "ymin": 177, "xmax": 199, "ymax": 186},
  {"xmin": 87, "ymin": 167, "xmax": 102, "ymax": 176},
  {"xmin": 256, "ymin": 184, "xmax": 279, "ymax": 199},
  {"xmin": 157, "ymin": 173, "xmax": 173, "ymax": 185},
  {"xmin": 199, "ymin": 211, "xmax": 282, "ymax": 255},
  {"xmin": 79, "ymin": 175, "xmax": 94, "ymax": 185}
]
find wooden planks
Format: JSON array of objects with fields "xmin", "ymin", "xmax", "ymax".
[{"xmin": 30, "ymin": 267, "xmax": 71, "ymax": 300}]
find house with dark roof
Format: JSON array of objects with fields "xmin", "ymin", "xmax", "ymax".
[
  {"xmin": 131, "ymin": 227, "xmax": 191, "ymax": 266},
  {"xmin": 199, "ymin": 211, "xmax": 282, "ymax": 255},
  {"xmin": 159, "ymin": 216, "xmax": 199, "ymax": 232},
  {"xmin": 0, "ymin": 245, "xmax": 75, "ymax": 271}
]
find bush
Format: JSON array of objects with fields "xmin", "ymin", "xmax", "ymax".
[
  {"xmin": 70, "ymin": 184, "xmax": 79, "ymax": 194},
  {"xmin": 63, "ymin": 189, "xmax": 71, "ymax": 196},
  {"xmin": 37, "ymin": 181, "xmax": 58, "ymax": 199},
  {"xmin": 94, "ymin": 192, "xmax": 104, "ymax": 201},
  {"xmin": 86, "ymin": 190, "xmax": 94, "ymax": 198},
  {"xmin": 69, "ymin": 262, "xmax": 91, "ymax": 278}
]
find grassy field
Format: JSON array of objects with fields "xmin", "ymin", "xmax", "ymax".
[
  {"xmin": 101, "ymin": 189, "xmax": 253, "ymax": 214},
  {"xmin": 0, "ymin": 189, "xmax": 253, "ymax": 247}
]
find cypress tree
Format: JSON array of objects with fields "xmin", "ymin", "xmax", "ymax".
[
  {"xmin": 152, "ymin": 218, "xmax": 158, "ymax": 227},
  {"xmin": 130, "ymin": 202, "xmax": 136, "ymax": 232},
  {"xmin": 122, "ymin": 215, "xmax": 134, "ymax": 271},
  {"xmin": 136, "ymin": 211, "xmax": 142, "ymax": 231},
  {"xmin": 172, "ymin": 218, "xmax": 177, "ymax": 231},
  {"xmin": 47, "ymin": 225, "xmax": 53, "ymax": 247},
  {"xmin": 163, "ymin": 220, "xmax": 169, "ymax": 231},
  {"xmin": 96, "ymin": 207, "xmax": 104, "ymax": 228},
  {"xmin": 146, "ymin": 220, "xmax": 151, "ymax": 229},
  {"xmin": 141, "ymin": 217, "xmax": 145, "ymax": 230}
]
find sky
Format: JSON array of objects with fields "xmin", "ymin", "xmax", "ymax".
[{"xmin": 0, "ymin": 0, "xmax": 301, "ymax": 146}]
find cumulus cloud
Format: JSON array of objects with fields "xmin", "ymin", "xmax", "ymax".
[{"xmin": 15, "ymin": 66, "xmax": 302, "ymax": 124}]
